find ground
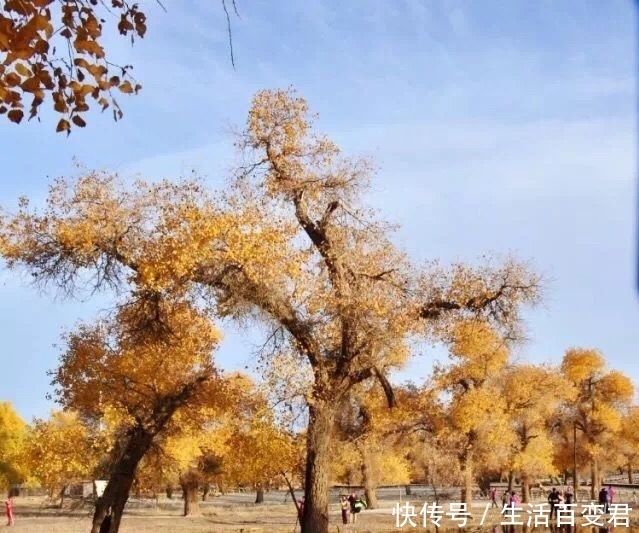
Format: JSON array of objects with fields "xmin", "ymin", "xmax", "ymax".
[{"xmin": 4, "ymin": 488, "xmax": 639, "ymax": 532}]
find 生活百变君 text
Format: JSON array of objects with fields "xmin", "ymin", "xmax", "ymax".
[{"xmin": 391, "ymin": 501, "xmax": 633, "ymax": 528}]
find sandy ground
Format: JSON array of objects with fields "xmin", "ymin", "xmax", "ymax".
[{"xmin": 4, "ymin": 489, "xmax": 639, "ymax": 532}]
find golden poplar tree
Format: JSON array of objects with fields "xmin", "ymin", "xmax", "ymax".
[
  {"xmin": 560, "ymin": 348, "xmax": 634, "ymax": 499},
  {"xmin": 501, "ymin": 364, "xmax": 574, "ymax": 502},
  {"xmin": 0, "ymin": 89, "xmax": 541, "ymax": 533},
  {"xmin": 0, "ymin": 402, "xmax": 27, "ymax": 490},
  {"xmin": 434, "ymin": 319, "xmax": 514, "ymax": 505},
  {"xmin": 25, "ymin": 410, "xmax": 105, "ymax": 505}
]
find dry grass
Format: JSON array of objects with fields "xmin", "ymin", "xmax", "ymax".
[{"xmin": 4, "ymin": 491, "xmax": 639, "ymax": 532}]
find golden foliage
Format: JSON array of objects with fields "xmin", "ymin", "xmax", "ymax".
[
  {"xmin": 25, "ymin": 410, "xmax": 104, "ymax": 492},
  {"xmin": 0, "ymin": 0, "xmax": 146, "ymax": 131},
  {"xmin": 52, "ymin": 296, "xmax": 222, "ymax": 426},
  {"xmin": 0, "ymin": 401, "xmax": 26, "ymax": 488}
]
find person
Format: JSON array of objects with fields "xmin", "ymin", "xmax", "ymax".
[
  {"xmin": 340, "ymin": 495, "xmax": 350, "ymax": 525},
  {"xmin": 598, "ymin": 487, "xmax": 609, "ymax": 514},
  {"xmin": 348, "ymin": 491, "xmax": 358, "ymax": 523},
  {"xmin": 607, "ymin": 486, "xmax": 615, "ymax": 505},
  {"xmin": 501, "ymin": 490, "xmax": 508, "ymax": 508},
  {"xmin": 4, "ymin": 493, "xmax": 14, "ymax": 526},
  {"xmin": 509, "ymin": 491, "xmax": 520, "ymax": 506},
  {"xmin": 352, "ymin": 494, "xmax": 367, "ymax": 523},
  {"xmin": 490, "ymin": 487, "xmax": 498, "ymax": 508},
  {"xmin": 99, "ymin": 507, "xmax": 112, "ymax": 533},
  {"xmin": 548, "ymin": 488, "xmax": 561, "ymax": 519},
  {"xmin": 564, "ymin": 486, "xmax": 574, "ymax": 505},
  {"xmin": 297, "ymin": 498, "xmax": 305, "ymax": 521}
]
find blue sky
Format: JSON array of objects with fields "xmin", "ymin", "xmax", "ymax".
[{"xmin": 0, "ymin": 0, "xmax": 637, "ymax": 422}]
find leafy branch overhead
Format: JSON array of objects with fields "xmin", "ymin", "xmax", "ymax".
[{"xmin": 0, "ymin": 0, "xmax": 239, "ymax": 133}]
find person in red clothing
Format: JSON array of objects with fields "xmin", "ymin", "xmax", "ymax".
[{"xmin": 5, "ymin": 493, "xmax": 15, "ymax": 526}]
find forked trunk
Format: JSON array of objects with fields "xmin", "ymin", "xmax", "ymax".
[
  {"xmin": 459, "ymin": 448, "xmax": 474, "ymax": 506},
  {"xmin": 301, "ymin": 401, "xmax": 336, "ymax": 533},
  {"xmin": 361, "ymin": 443, "xmax": 378, "ymax": 509},
  {"xmin": 182, "ymin": 483, "xmax": 201, "ymax": 516},
  {"xmin": 90, "ymin": 427, "xmax": 154, "ymax": 533}
]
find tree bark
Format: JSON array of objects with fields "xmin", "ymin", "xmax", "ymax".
[
  {"xmin": 90, "ymin": 427, "xmax": 154, "ymax": 533},
  {"xmin": 182, "ymin": 482, "xmax": 201, "ymax": 516},
  {"xmin": 301, "ymin": 401, "xmax": 336, "ymax": 533},
  {"xmin": 590, "ymin": 458, "xmax": 598, "ymax": 500},
  {"xmin": 361, "ymin": 444, "xmax": 378, "ymax": 509},
  {"xmin": 521, "ymin": 475, "xmax": 531, "ymax": 503},
  {"xmin": 255, "ymin": 485, "xmax": 264, "ymax": 504},
  {"xmin": 459, "ymin": 449, "xmax": 474, "ymax": 506}
]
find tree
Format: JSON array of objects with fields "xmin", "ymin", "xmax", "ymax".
[
  {"xmin": 434, "ymin": 319, "xmax": 514, "ymax": 505},
  {"xmin": 50, "ymin": 293, "xmax": 234, "ymax": 533},
  {"xmin": 0, "ymin": 89, "xmax": 541, "ymax": 533},
  {"xmin": 332, "ymin": 385, "xmax": 411, "ymax": 508},
  {"xmin": 25, "ymin": 410, "xmax": 105, "ymax": 506},
  {"xmin": 501, "ymin": 364, "xmax": 575, "ymax": 502},
  {"xmin": 560, "ymin": 348, "xmax": 634, "ymax": 498},
  {"xmin": 0, "ymin": 0, "xmax": 238, "ymax": 131},
  {"xmin": 617, "ymin": 407, "xmax": 639, "ymax": 483},
  {"xmin": 0, "ymin": 401, "xmax": 27, "ymax": 490}
]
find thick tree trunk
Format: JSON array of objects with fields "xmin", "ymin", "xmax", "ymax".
[
  {"xmin": 90, "ymin": 427, "xmax": 154, "ymax": 533},
  {"xmin": 182, "ymin": 483, "xmax": 201, "ymax": 516},
  {"xmin": 255, "ymin": 485, "xmax": 264, "ymax": 504},
  {"xmin": 301, "ymin": 401, "xmax": 336, "ymax": 533},
  {"xmin": 361, "ymin": 444, "xmax": 378, "ymax": 509},
  {"xmin": 459, "ymin": 449, "xmax": 474, "ymax": 506},
  {"xmin": 507, "ymin": 470, "xmax": 514, "ymax": 494}
]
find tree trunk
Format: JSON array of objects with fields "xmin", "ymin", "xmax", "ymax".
[
  {"xmin": 301, "ymin": 401, "xmax": 336, "ymax": 533},
  {"xmin": 90, "ymin": 427, "xmax": 154, "ymax": 533},
  {"xmin": 405, "ymin": 485, "xmax": 412, "ymax": 496},
  {"xmin": 255, "ymin": 485, "xmax": 264, "ymax": 504},
  {"xmin": 459, "ymin": 448, "xmax": 474, "ymax": 506},
  {"xmin": 522, "ymin": 475, "xmax": 531, "ymax": 503},
  {"xmin": 166, "ymin": 486, "xmax": 173, "ymax": 499},
  {"xmin": 202, "ymin": 485, "xmax": 209, "ymax": 501},
  {"xmin": 628, "ymin": 464, "xmax": 633, "ymax": 484},
  {"xmin": 361, "ymin": 443, "xmax": 378, "ymax": 509},
  {"xmin": 590, "ymin": 458, "xmax": 598, "ymax": 500},
  {"xmin": 507, "ymin": 470, "xmax": 514, "ymax": 493},
  {"xmin": 182, "ymin": 482, "xmax": 201, "ymax": 516},
  {"xmin": 59, "ymin": 485, "xmax": 67, "ymax": 509}
]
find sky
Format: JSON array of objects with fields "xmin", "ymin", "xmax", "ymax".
[{"xmin": 0, "ymin": 0, "xmax": 637, "ymax": 422}]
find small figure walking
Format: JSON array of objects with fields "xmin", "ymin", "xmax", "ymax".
[
  {"xmin": 490, "ymin": 487, "xmax": 498, "ymax": 508},
  {"xmin": 5, "ymin": 493, "xmax": 15, "ymax": 526},
  {"xmin": 340, "ymin": 495, "xmax": 350, "ymax": 525},
  {"xmin": 607, "ymin": 486, "xmax": 615, "ymax": 504},
  {"xmin": 598, "ymin": 487, "xmax": 609, "ymax": 514}
]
